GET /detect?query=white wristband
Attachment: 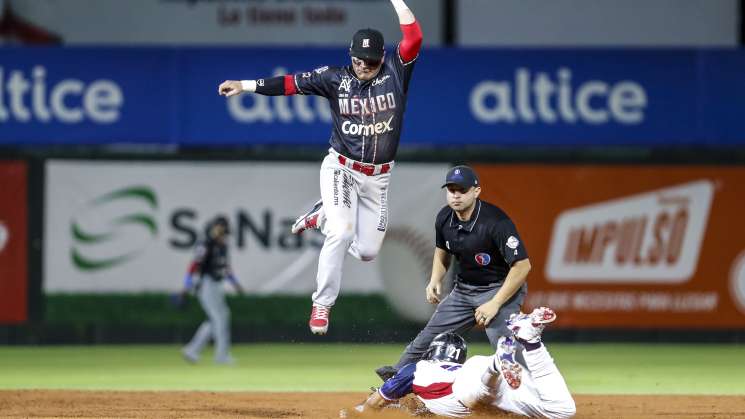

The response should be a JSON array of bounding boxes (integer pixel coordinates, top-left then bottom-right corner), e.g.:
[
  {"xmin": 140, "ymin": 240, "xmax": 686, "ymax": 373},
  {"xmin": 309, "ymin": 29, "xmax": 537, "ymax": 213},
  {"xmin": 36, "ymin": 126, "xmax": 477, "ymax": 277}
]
[
  {"xmin": 390, "ymin": 0, "xmax": 410, "ymax": 14},
  {"xmin": 240, "ymin": 80, "xmax": 257, "ymax": 93}
]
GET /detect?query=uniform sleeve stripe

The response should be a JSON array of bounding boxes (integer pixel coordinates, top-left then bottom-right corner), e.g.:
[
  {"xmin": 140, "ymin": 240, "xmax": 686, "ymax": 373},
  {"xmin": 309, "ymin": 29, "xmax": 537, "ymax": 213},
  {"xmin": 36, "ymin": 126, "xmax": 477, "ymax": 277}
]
[
  {"xmin": 378, "ymin": 388, "xmax": 395, "ymax": 401},
  {"xmin": 284, "ymin": 74, "xmax": 298, "ymax": 95},
  {"xmin": 412, "ymin": 382, "xmax": 454, "ymax": 399}
]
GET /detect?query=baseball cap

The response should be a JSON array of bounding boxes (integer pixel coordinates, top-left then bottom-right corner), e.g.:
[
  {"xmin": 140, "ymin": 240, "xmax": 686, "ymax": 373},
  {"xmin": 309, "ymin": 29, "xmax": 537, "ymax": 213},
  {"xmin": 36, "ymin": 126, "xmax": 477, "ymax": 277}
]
[
  {"xmin": 209, "ymin": 215, "xmax": 230, "ymax": 235},
  {"xmin": 349, "ymin": 28, "xmax": 385, "ymax": 62},
  {"xmin": 441, "ymin": 165, "xmax": 480, "ymax": 189}
]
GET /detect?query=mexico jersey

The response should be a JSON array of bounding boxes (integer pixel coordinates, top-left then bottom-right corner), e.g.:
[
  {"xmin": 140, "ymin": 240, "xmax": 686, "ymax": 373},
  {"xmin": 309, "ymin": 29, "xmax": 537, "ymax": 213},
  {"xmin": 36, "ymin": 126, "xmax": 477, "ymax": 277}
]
[
  {"xmin": 290, "ymin": 46, "xmax": 416, "ymax": 164},
  {"xmin": 379, "ymin": 360, "xmax": 472, "ymax": 418}
]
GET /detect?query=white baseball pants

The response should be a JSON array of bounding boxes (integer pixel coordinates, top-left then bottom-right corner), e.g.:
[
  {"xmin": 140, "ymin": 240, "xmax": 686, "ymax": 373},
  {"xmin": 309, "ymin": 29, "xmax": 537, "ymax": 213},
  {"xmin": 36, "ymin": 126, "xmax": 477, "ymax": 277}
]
[
  {"xmin": 454, "ymin": 346, "xmax": 576, "ymax": 418},
  {"xmin": 312, "ymin": 151, "xmax": 392, "ymax": 307},
  {"xmin": 183, "ymin": 276, "xmax": 233, "ymax": 363}
]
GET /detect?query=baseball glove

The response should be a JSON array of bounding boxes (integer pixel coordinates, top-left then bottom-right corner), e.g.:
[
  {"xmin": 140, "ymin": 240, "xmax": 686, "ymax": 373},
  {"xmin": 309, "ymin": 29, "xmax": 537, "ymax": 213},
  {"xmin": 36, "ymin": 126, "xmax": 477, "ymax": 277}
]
[{"xmin": 168, "ymin": 291, "xmax": 189, "ymax": 310}]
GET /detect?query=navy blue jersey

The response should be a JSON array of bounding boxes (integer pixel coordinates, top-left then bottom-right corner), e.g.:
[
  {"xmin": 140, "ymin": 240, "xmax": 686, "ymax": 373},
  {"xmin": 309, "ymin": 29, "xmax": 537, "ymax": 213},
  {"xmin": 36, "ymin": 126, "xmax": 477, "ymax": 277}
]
[
  {"xmin": 435, "ymin": 200, "xmax": 529, "ymax": 286},
  {"xmin": 193, "ymin": 238, "xmax": 230, "ymax": 280},
  {"xmin": 291, "ymin": 46, "xmax": 417, "ymax": 164}
]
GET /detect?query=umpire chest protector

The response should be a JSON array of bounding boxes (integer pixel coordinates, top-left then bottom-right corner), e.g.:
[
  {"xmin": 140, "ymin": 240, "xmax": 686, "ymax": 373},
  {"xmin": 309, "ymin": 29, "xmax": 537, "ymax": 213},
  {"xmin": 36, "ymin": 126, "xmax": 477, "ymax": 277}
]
[{"xmin": 435, "ymin": 200, "xmax": 529, "ymax": 287}]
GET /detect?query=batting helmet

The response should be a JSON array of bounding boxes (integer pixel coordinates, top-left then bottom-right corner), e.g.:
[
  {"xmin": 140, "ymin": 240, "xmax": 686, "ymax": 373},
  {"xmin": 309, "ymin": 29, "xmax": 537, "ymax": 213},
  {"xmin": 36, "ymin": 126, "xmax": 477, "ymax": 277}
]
[{"xmin": 422, "ymin": 332, "xmax": 467, "ymax": 364}]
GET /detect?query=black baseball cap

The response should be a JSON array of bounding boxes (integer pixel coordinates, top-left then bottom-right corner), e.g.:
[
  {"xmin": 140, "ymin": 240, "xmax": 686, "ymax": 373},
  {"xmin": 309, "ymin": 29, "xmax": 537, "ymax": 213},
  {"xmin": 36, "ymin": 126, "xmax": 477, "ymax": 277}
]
[
  {"xmin": 349, "ymin": 28, "xmax": 385, "ymax": 61},
  {"xmin": 441, "ymin": 165, "xmax": 480, "ymax": 189},
  {"xmin": 208, "ymin": 215, "xmax": 230, "ymax": 235}
]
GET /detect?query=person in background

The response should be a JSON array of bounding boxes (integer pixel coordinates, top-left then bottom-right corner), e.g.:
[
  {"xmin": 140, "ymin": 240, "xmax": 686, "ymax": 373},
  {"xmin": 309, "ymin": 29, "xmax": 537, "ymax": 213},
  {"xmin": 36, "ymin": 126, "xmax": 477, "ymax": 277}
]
[{"xmin": 180, "ymin": 215, "xmax": 243, "ymax": 365}]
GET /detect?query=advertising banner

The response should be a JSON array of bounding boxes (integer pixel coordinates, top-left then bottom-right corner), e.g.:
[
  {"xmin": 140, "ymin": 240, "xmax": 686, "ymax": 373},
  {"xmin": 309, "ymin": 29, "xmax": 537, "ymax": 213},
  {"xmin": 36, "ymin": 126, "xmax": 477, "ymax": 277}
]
[
  {"xmin": 0, "ymin": 48, "xmax": 174, "ymax": 143},
  {"xmin": 1, "ymin": 0, "xmax": 442, "ymax": 46},
  {"xmin": 473, "ymin": 164, "xmax": 745, "ymax": 328},
  {"xmin": 2, "ymin": 48, "xmax": 745, "ymax": 146},
  {"xmin": 457, "ymin": 0, "xmax": 738, "ymax": 47},
  {"xmin": 44, "ymin": 160, "xmax": 449, "ymax": 321},
  {"xmin": 0, "ymin": 160, "xmax": 28, "ymax": 324}
]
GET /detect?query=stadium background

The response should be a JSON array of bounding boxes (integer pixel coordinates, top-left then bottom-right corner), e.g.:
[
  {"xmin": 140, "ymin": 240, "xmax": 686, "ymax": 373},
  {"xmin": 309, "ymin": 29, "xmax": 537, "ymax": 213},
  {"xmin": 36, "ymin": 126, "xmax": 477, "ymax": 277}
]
[{"xmin": 1, "ymin": 1, "xmax": 744, "ymax": 417}]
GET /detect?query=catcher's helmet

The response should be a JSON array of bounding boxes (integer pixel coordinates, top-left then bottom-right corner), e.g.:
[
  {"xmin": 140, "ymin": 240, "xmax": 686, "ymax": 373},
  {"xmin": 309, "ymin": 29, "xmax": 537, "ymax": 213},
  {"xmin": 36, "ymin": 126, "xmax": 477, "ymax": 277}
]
[{"xmin": 422, "ymin": 332, "xmax": 467, "ymax": 364}]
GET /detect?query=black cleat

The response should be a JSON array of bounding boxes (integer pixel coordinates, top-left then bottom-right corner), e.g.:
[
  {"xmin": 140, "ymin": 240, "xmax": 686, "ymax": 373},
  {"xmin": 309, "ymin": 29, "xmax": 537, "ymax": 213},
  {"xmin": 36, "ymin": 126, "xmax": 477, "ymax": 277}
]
[{"xmin": 375, "ymin": 365, "xmax": 398, "ymax": 382}]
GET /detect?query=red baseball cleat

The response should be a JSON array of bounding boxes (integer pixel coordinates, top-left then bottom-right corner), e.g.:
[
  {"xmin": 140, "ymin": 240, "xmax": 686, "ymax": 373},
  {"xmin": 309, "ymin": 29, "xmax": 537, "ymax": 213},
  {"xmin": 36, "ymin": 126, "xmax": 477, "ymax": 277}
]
[
  {"xmin": 291, "ymin": 199, "xmax": 324, "ymax": 235},
  {"xmin": 309, "ymin": 303, "xmax": 331, "ymax": 335}
]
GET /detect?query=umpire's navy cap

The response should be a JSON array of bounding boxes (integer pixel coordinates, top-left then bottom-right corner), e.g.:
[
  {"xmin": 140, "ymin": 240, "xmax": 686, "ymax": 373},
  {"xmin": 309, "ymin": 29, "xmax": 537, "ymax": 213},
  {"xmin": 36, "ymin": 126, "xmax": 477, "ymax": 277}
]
[
  {"xmin": 442, "ymin": 165, "xmax": 480, "ymax": 189},
  {"xmin": 349, "ymin": 28, "xmax": 385, "ymax": 61}
]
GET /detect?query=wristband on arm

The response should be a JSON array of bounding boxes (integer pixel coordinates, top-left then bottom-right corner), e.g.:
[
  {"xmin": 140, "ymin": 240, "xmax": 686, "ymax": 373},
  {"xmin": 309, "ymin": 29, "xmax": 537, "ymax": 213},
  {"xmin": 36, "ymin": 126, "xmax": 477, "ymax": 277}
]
[
  {"xmin": 183, "ymin": 273, "xmax": 194, "ymax": 289},
  {"xmin": 390, "ymin": 0, "xmax": 411, "ymax": 15},
  {"xmin": 243, "ymin": 75, "xmax": 296, "ymax": 96}
]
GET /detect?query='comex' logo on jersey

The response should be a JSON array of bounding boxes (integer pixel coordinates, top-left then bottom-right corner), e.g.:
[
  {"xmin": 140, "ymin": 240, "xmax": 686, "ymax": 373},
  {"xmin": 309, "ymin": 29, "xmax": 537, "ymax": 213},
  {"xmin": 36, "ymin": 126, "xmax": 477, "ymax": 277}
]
[
  {"xmin": 545, "ymin": 180, "xmax": 714, "ymax": 284},
  {"xmin": 342, "ymin": 115, "xmax": 394, "ymax": 136},
  {"xmin": 70, "ymin": 186, "xmax": 159, "ymax": 272}
]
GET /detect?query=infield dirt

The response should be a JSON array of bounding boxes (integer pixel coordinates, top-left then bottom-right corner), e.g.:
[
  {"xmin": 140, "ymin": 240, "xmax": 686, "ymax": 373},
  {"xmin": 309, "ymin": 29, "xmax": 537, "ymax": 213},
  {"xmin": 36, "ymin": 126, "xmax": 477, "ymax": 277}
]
[{"xmin": 1, "ymin": 390, "xmax": 745, "ymax": 418}]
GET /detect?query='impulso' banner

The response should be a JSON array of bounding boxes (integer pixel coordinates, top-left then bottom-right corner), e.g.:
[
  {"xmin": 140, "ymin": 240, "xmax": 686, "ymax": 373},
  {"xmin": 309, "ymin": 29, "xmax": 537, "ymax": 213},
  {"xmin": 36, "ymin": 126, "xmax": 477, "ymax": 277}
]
[
  {"xmin": 473, "ymin": 164, "xmax": 745, "ymax": 328},
  {"xmin": 44, "ymin": 160, "xmax": 449, "ymax": 321}
]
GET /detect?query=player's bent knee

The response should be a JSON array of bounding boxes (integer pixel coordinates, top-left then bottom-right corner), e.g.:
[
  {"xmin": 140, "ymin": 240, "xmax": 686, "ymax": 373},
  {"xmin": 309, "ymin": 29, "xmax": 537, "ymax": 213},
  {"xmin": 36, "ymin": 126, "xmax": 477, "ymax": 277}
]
[
  {"xmin": 326, "ymin": 226, "xmax": 355, "ymax": 243},
  {"xmin": 356, "ymin": 244, "xmax": 382, "ymax": 262},
  {"xmin": 359, "ymin": 251, "xmax": 378, "ymax": 262}
]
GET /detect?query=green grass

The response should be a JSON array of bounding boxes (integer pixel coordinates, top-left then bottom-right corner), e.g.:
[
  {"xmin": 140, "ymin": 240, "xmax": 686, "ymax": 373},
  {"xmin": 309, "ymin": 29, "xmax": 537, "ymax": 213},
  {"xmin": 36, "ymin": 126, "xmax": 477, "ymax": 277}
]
[{"xmin": 0, "ymin": 343, "xmax": 743, "ymax": 394}]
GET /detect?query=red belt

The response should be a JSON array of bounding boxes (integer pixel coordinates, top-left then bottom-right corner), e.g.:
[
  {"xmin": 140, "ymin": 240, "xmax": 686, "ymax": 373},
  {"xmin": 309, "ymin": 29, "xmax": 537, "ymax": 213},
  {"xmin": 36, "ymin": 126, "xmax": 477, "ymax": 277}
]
[{"xmin": 338, "ymin": 155, "xmax": 391, "ymax": 176}]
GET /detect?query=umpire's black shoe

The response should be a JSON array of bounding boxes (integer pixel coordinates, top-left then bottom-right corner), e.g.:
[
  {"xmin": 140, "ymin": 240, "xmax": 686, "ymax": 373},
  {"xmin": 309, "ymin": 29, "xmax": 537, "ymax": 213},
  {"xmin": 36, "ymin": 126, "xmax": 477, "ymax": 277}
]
[{"xmin": 375, "ymin": 365, "xmax": 398, "ymax": 382}]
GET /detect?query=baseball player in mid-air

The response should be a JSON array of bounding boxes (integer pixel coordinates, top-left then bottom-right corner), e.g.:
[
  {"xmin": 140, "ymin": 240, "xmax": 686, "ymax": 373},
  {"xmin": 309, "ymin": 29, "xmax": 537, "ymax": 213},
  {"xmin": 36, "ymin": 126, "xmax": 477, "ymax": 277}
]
[
  {"xmin": 352, "ymin": 307, "xmax": 576, "ymax": 418},
  {"xmin": 376, "ymin": 165, "xmax": 532, "ymax": 380},
  {"xmin": 180, "ymin": 216, "xmax": 244, "ymax": 365},
  {"xmin": 218, "ymin": 0, "xmax": 422, "ymax": 335}
]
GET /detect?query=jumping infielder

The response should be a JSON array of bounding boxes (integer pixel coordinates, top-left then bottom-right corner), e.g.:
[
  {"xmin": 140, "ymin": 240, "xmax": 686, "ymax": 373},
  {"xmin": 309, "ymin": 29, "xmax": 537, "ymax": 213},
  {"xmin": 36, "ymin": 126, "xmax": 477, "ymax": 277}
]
[
  {"xmin": 218, "ymin": 0, "xmax": 423, "ymax": 335},
  {"xmin": 355, "ymin": 307, "xmax": 576, "ymax": 418}
]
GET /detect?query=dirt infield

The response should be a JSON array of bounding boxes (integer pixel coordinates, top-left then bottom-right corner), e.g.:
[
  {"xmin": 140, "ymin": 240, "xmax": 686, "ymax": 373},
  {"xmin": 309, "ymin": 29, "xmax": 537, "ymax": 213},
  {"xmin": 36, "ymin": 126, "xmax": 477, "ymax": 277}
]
[{"xmin": 1, "ymin": 390, "xmax": 744, "ymax": 418}]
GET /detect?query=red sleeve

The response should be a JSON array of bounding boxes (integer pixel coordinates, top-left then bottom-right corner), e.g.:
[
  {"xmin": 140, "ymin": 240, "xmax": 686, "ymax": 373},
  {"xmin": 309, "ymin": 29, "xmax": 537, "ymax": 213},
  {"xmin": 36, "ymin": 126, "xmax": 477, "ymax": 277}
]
[
  {"xmin": 398, "ymin": 21, "xmax": 423, "ymax": 63},
  {"xmin": 187, "ymin": 261, "xmax": 199, "ymax": 274},
  {"xmin": 284, "ymin": 75, "xmax": 298, "ymax": 95}
]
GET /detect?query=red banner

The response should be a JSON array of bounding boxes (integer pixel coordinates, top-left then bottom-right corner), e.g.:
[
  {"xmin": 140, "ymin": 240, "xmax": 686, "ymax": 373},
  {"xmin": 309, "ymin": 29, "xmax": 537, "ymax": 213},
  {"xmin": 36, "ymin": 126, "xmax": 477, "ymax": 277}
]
[
  {"xmin": 473, "ymin": 164, "xmax": 745, "ymax": 328},
  {"xmin": 0, "ymin": 161, "xmax": 28, "ymax": 324}
]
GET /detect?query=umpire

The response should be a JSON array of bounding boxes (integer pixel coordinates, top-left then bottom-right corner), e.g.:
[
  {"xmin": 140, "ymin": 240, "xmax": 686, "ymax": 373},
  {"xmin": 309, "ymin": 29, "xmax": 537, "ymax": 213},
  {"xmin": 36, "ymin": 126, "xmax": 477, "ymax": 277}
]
[{"xmin": 377, "ymin": 165, "xmax": 531, "ymax": 380}]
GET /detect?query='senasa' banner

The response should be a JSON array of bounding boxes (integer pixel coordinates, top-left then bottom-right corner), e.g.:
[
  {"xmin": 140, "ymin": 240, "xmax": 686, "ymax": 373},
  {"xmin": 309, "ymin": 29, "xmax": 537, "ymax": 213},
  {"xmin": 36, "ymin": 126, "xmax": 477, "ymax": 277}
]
[
  {"xmin": 44, "ymin": 160, "xmax": 450, "ymax": 322},
  {"xmin": 473, "ymin": 164, "xmax": 745, "ymax": 328},
  {"xmin": 0, "ymin": 161, "xmax": 28, "ymax": 324},
  {"xmin": 1, "ymin": 48, "xmax": 744, "ymax": 146}
]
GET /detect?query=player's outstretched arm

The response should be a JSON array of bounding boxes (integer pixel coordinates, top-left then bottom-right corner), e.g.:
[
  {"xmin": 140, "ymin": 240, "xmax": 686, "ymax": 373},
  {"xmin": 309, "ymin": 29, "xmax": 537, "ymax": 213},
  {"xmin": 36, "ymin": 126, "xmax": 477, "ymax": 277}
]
[
  {"xmin": 361, "ymin": 390, "xmax": 394, "ymax": 412},
  {"xmin": 390, "ymin": 0, "xmax": 415, "ymax": 25},
  {"xmin": 218, "ymin": 76, "xmax": 298, "ymax": 97},
  {"xmin": 389, "ymin": 0, "xmax": 422, "ymax": 63}
]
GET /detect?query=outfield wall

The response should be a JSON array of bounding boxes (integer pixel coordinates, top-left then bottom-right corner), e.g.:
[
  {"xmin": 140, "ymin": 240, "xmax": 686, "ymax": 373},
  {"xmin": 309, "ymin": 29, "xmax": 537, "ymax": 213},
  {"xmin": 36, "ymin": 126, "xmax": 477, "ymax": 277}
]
[{"xmin": 3, "ymin": 153, "xmax": 745, "ymax": 343}]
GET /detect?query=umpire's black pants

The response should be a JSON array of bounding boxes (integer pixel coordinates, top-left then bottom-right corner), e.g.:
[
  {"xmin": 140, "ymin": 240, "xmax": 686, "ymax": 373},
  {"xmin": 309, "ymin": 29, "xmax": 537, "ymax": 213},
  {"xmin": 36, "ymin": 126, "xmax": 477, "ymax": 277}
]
[{"xmin": 394, "ymin": 281, "xmax": 527, "ymax": 369}]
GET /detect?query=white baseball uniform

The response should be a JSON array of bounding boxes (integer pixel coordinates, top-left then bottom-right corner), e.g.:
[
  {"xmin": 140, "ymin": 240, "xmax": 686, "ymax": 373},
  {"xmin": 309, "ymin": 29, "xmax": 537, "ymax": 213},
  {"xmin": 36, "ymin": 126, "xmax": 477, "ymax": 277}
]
[{"xmin": 379, "ymin": 344, "xmax": 576, "ymax": 418}]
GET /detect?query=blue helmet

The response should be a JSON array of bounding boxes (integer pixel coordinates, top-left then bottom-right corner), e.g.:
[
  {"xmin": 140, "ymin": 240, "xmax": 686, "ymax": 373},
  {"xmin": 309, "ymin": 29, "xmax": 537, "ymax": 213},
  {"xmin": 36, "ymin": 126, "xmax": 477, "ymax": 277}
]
[{"xmin": 422, "ymin": 332, "xmax": 467, "ymax": 364}]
